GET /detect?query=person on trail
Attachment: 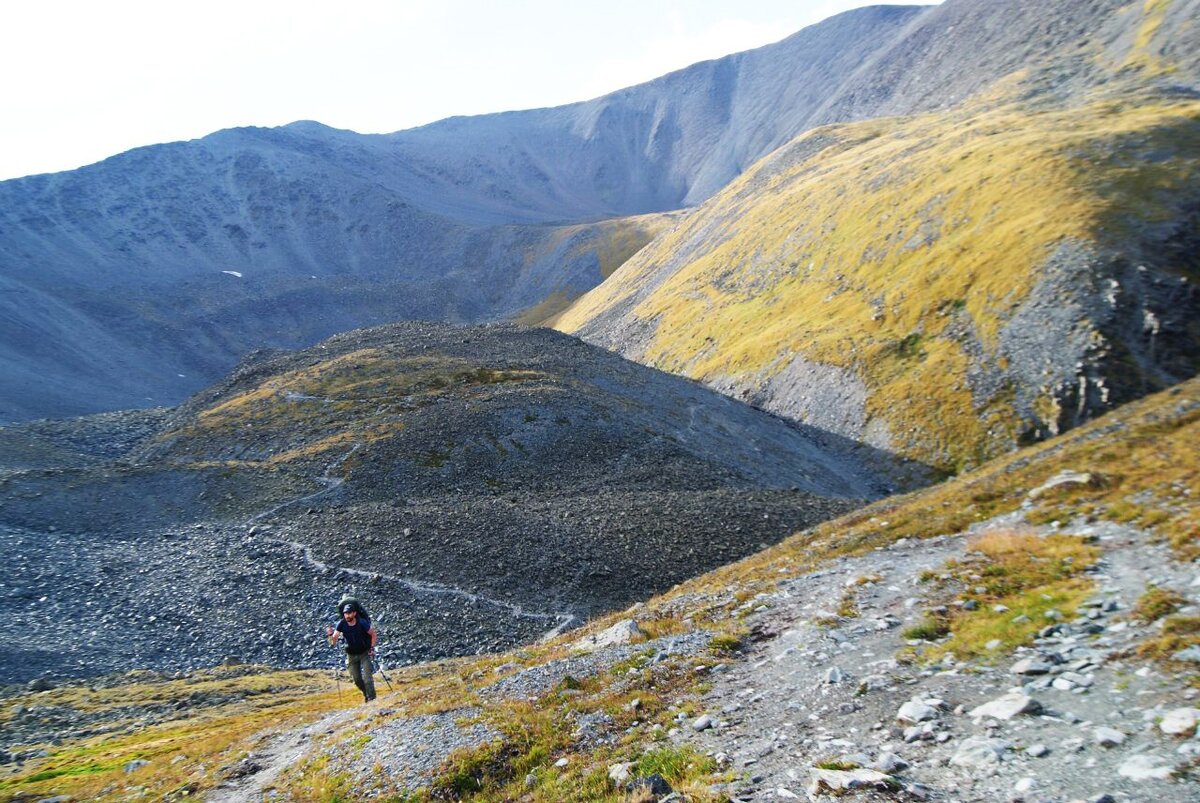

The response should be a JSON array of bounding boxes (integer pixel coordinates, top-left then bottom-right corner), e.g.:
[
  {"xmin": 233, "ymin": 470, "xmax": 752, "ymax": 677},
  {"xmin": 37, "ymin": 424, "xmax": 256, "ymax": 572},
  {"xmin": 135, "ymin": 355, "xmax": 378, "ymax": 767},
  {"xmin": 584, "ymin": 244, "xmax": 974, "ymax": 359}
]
[{"xmin": 327, "ymin": 602, "xmax": 377, "ymax": 702}]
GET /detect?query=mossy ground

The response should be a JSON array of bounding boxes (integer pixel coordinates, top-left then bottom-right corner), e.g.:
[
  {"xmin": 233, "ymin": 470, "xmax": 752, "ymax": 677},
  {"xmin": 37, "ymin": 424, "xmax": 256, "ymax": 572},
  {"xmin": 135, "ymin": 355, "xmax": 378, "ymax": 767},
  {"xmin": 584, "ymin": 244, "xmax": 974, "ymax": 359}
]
[{"xmin": 0, "ymin": 667, "xmax": 337, "ymax": 802}]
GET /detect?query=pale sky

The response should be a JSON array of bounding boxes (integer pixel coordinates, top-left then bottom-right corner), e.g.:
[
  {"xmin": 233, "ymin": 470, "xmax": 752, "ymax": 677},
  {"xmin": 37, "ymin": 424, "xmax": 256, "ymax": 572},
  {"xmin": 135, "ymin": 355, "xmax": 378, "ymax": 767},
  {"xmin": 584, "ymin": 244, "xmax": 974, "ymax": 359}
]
[{"xmin": 0, "ymin": 1, "xmax": 926, "ymax": 181}]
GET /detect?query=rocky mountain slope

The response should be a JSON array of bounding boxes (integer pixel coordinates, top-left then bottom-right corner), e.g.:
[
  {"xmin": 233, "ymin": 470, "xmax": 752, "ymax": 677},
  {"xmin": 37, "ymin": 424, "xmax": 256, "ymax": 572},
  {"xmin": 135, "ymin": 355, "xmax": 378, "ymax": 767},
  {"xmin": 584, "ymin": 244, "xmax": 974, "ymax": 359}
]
[
  {"xmin": 11, "ymin": 1, "xmax": 1188, "ymax": 424},
  {"xmin": 3, "ymin": 366, "xmax": 1195, "ymax": 803},
  {"xmin": 559, "ymin": 0, "xmax": 1200, "ymax": 475},
  {"xmin": 0, "ymin": 321, "xmax": 891, "ymax": 685},
  {"xmin": 0, "ymin": 4, "xmax": 926, "ymax": 423}
]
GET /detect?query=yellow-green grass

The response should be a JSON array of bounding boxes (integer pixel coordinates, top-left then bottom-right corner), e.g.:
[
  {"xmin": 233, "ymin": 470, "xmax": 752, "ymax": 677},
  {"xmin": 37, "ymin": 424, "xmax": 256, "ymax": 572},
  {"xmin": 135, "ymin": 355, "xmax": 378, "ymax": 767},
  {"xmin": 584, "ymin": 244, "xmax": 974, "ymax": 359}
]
[
  {"xmin": 1137, "ymin": 615, "xmax": 1200, "ymax": 686},
  {"xmin": 0, "ymin": 653, "xmax": 509, "ymax": 803},
  {"xmin": 1133, "ymin": 585, "xmax": 1191, "ymax": 623},
  {"xmin": 558, "ymin": 94, "xmax": 1200, "ymax": 471},
  {"xmin": 155, "ymin": 349, "xmax": 544, "ymax": 466},
  {"xmin": 912, "ymin": 530, "xmax": 1100, "ymax": 661},
  {"xmin": 0, "ymin": 668, "xmax": 338, "ymax": 802},
  {"xmin": 1126, "ymin": 0, "xmax": 1173, "ymax": 73},
  {"xmin": 513, "ymin": 290, "xmax": 578, "ymax": 326}
]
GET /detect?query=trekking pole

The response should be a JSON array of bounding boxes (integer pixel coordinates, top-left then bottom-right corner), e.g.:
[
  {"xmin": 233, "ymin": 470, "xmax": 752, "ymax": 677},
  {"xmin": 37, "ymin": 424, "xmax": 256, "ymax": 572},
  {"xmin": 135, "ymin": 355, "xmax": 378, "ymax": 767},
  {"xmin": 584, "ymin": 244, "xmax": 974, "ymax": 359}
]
[{"xmin": 374, "ymin": 656, "xmax": 395, "ymax": 693}]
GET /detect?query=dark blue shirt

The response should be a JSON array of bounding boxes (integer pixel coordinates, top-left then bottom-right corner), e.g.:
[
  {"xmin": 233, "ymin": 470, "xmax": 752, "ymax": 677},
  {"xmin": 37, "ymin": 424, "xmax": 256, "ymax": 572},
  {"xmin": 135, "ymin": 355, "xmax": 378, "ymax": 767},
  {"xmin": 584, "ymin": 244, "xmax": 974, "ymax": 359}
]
[{"xmin": 335, "ymin": 616, "xmax": 373, "ymax": 655}]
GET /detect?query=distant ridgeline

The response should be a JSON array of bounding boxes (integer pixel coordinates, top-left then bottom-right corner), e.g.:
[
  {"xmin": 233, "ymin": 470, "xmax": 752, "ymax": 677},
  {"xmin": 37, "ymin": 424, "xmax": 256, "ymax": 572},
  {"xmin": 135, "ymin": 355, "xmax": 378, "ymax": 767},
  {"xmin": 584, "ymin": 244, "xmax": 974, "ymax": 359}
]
[{"xmin": 0, "ymin": 0, "xmax": 1197, "ymax": 481}]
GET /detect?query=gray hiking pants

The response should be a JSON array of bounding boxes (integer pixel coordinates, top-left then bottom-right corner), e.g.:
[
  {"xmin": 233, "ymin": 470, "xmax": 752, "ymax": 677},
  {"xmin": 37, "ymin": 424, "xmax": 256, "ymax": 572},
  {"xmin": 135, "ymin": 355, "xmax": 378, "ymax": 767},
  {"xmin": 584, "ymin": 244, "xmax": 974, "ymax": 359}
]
[{"xmin": 346, "ymin": 652, "xmax": 376, "ymax": 701}]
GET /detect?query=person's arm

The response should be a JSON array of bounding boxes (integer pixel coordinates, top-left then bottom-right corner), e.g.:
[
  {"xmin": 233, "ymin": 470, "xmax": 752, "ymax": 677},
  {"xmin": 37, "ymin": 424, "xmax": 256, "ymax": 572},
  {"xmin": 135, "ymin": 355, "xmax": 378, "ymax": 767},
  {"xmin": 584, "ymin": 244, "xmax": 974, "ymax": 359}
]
[
  {"xmin": 327, "ymin": 623, "xmax": 342, "ymax": 646},
  {"xmin": 368, "ymin": 625, "xmax": 377, "ymax": 654}
]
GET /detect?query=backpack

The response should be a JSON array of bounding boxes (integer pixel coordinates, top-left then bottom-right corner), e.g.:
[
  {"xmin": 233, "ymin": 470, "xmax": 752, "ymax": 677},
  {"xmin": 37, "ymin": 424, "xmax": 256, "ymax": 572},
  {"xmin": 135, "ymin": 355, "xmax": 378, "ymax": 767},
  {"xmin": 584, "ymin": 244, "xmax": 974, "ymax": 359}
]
[{"xmin": 337, "ymin": 595, "xmax": 371, "ymax": 622}]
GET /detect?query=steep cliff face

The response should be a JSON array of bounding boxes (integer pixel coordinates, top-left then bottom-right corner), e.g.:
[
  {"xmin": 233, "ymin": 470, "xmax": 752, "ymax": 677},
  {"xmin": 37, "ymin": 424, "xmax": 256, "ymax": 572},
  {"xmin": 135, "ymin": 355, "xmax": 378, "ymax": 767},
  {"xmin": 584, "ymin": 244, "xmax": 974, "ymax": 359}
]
[{"xmin": 558, "ymin": 0, "xmax": 1200, "ymax": 473}]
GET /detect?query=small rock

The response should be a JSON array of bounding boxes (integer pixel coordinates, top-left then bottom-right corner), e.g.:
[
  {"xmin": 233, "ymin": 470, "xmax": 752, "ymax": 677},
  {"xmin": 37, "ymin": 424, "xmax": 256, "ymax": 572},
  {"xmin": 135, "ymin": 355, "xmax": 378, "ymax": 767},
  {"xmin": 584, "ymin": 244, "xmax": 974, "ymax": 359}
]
[
  {"xmin": 970, "ymin": 692, "xmax": 1042, "ymax": 720},
  {"xmin": 873, "ymin": 752, "xmax": 909, "ymax": 773},
  {"xmin": 123, "ymin": 759, "xmax": 150, "ymax": 774},
  {"xmin": 1117, "ymin": 754, "xmax": 1175, "ymax": 780},
  {"xmin": 1159, "ymin": 707, "xmax": 1200, "ymax": 736},
  {"xmin": 951, "ymin": 736, "xmax": 1012, "ymax": 768},
  {"xmin": 27, "ymin": 678, "xmax": 54, "ymax": 692},
  {"xmin": 897, "ymin": 700, "xmax": 937, "ymax": 723},
  {"xmin": 1172, "ymin": 646, "xmax": 1200, "ymax": 663},
  {"xmin": 1014, "ymin": 776, "xmax": 1035, "ymax": 794},
  {"xmin": 825, "ymin": 666, "xmax": 846, "ymax": 684},
  {"xmin": 608, "ymin": 762, "xmax": 633, "ymax": 786},
  {"xmin": 554, "ymin": 757, "xmax": 569, "ymax": 768},
  {"xmin": 1010, "ymin": 657, "xmax": 1053, "ymax": 675},
  {"xmin": 1026, "ymin": 744, "xmax": 1049, "ymax": 758},
  {"xmin": 808, "ymin": 767, "xmax": 899, "ymax": 796},
  {"xmin": 1093, "ymin": 727, "xmax": 1126, "ymax": 748},
  {"xmin": 693, "ymin": 714, "xmax": 714, "ymax": 732}
]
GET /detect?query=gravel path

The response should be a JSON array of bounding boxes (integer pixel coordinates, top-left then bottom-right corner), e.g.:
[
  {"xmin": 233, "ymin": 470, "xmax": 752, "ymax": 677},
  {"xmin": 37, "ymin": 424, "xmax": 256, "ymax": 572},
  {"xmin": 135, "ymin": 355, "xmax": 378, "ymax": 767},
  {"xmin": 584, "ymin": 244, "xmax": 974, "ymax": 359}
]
[
  {"xmin": 671, "ymin": 516, "xmax": 1200, "ymax": 802},
  {"xmin": 204, "ymin": 709, "xmax": 359, "ymax": 803}
]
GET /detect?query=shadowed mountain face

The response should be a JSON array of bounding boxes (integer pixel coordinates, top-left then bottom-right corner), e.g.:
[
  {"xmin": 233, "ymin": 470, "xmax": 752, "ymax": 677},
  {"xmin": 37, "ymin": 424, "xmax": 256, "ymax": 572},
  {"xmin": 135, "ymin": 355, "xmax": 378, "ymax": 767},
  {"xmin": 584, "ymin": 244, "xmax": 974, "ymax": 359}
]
[{"xmin": 0, "ymin": 322, "xmax": 889, "ymax": 680}]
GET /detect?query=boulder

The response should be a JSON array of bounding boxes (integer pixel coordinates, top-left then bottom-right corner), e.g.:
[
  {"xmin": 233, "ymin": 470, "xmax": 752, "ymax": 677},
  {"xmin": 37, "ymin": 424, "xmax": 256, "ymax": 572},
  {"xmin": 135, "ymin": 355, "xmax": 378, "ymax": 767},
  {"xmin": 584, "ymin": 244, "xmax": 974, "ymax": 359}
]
[
  {"xmin": 808, "ymin": 767, "xmax": 899, "ymax": 796},
  {"xmin": 608, "ymin": 762, "xmax": 633, "ymax": 786},
  {"xmin": 1010, "ymin": 657, "xmax": 1053, "ymax": 675},
  {"xmin": 969, "ymin": 692, "xmax": 1042, "ymax": 720},
  {"xmin": 950, "ymin": 736, "xmax": 1012, "ymax": 768},
  {"xmin": 627, "ymin": 774, "xmax": 672, "ymax": 796},
  {"xmin": 572, "ymin": 619, "xmax": 644, "ymax": 652},
  {"xmin": 1117, "ymin": 754, "xmax": 1175, "ymax": 781},
  {"xmin": 896, "ymin": 700, "xmax": 937, "ymax": 723},
  {"xmin": 1159, "ymin": 707, "xmax": 1200, "ymax": 737}
]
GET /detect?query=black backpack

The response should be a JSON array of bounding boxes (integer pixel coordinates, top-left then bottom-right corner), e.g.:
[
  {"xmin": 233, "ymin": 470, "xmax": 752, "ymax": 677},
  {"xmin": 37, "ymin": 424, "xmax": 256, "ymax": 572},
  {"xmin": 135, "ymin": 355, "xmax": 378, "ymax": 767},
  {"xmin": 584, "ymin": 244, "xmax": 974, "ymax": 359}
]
[{"xmin": 337, "ymin": 596, "xmax": 371, "ymax": 622}]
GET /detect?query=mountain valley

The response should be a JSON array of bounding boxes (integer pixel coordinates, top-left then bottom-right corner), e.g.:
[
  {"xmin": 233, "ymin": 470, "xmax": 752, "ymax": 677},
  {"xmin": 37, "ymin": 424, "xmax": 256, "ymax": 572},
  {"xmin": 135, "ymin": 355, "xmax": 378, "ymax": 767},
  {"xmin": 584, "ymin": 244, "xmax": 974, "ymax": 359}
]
[{"xmin": 1, "ymin": 0, "xmax": 1199, "ymax": 801}]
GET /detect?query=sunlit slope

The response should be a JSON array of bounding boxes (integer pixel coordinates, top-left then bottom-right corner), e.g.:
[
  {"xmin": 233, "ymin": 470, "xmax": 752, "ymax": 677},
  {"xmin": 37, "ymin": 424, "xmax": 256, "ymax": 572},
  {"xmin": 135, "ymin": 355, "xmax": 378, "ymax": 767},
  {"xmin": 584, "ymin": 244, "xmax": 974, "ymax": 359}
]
[{"xmin": 558, "ymin": 92, "xmax": 1200, "ymax": 473}]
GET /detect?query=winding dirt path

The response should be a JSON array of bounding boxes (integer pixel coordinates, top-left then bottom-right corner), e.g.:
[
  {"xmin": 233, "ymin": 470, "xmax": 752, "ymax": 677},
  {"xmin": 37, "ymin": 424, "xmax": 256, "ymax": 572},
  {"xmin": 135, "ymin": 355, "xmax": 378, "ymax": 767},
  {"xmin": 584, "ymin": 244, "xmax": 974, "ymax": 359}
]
[{"xmin": 248, "ymin": 444, "xmax": 578, "ymax": 638}]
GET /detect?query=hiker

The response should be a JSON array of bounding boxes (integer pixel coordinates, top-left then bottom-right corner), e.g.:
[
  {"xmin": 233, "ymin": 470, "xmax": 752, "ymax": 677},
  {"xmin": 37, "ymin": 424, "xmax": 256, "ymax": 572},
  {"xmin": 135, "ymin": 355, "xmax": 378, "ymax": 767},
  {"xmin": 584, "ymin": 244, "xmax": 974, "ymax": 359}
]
[{"xmin": 327, "ymin": 600, "xmax": 377, "ymax": 702}]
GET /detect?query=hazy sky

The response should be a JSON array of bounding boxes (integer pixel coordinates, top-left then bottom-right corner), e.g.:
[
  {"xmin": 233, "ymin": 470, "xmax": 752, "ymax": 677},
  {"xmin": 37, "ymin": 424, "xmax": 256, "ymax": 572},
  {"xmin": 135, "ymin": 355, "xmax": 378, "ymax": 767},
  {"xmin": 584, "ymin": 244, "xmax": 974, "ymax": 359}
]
[{"xmin": 0, "ymin": 1, "xmax": 921, "ymax": 180}]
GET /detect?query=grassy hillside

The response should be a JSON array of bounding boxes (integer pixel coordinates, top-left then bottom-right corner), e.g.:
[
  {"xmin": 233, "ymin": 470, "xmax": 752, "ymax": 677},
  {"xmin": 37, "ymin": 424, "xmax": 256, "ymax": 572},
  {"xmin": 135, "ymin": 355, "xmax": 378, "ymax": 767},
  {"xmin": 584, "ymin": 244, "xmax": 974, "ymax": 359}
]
[
  {"xmin": 5, "ymin": 376, "xmax": 1194, "ymax": 802},
  {"xmin": 558, "ymin": 85, "xmax": 1200, "ymax": 473}
]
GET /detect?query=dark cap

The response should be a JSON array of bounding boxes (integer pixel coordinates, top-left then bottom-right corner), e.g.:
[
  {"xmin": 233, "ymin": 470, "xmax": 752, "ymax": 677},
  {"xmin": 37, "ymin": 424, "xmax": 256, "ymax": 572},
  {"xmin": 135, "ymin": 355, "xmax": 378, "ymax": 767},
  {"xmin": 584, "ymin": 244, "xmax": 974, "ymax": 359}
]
[{"xmin": 342, "ymin": 604, "xmax": 356, "ymax": 613}]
